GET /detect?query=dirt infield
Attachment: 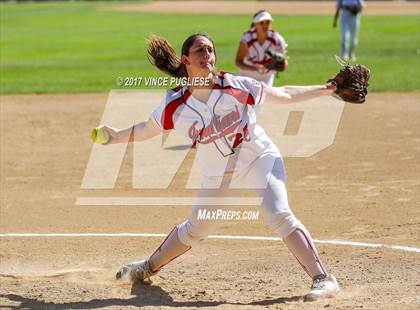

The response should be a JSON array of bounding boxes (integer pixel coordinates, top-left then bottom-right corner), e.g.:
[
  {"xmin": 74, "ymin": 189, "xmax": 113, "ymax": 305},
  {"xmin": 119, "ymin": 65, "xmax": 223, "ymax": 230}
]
[
  {"xmin": 105, "ymin": 1, "xmax": 420, "ymax": 15},
  {"xmin": 0, "ymin": 92, "xmax": 419, "ymax": 309}
]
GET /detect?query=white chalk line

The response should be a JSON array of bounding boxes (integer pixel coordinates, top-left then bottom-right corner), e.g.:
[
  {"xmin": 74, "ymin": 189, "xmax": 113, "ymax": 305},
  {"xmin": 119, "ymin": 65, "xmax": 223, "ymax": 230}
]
[
  {"xmin": 0, "ymin": 233, "xmax": 419, "ymax": 253},
  {"xmin": 75, "ymin": 197, "xmax": 263, "ymax": 206}
]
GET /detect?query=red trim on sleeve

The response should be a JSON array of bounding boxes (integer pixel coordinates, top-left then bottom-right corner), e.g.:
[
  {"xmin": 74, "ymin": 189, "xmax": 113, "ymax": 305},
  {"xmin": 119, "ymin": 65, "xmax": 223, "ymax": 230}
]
[
  {"xmin": 161, "ymin": 89, "xmax": 191, "ymax": 130},
  {"xmin": 267, "ymin": 30, "xmax": 281, "ymax": 46},
  {"xmin": 213, "ymin": 84, "xmax": 255, "ymax": 106},
  {"xmin": 267, "ymin": 37, "xmax": 277, "ymax": 46},
  {"xmin": 247, "ymin": 38, "xmax": 258, "ymax": 48}
]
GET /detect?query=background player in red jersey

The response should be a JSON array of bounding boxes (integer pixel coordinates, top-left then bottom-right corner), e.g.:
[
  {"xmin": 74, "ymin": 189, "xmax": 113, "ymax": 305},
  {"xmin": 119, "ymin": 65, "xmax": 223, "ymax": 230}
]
[{"xmin": 235, "ymin": 11, "xmax": 288, "ymax": 86}]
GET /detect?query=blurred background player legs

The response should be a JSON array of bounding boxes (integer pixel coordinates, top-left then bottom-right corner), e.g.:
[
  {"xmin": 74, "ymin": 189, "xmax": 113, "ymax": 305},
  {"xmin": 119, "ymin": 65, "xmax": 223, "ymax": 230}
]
[
  {"xmin": 341, "ymin": 9, "xmax": 361, "ymax": 61},
  {"xmin": 334, "ymin": 0, "xmax": 363, "ymax": 61}
]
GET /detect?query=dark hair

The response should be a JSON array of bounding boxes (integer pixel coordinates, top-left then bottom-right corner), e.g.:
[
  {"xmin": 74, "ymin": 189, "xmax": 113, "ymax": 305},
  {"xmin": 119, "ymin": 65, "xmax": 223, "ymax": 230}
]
[
  {"xmin": 147, "ymin": 33, "xmax": 215, "ymax": 78},
  {"xmin": 250, "ymin": 10, "xmax": 268, "ymax": 28}
]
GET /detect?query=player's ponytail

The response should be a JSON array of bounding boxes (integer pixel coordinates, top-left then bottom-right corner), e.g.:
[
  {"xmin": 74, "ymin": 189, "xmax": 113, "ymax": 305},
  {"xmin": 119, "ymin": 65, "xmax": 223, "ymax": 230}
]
[
  {"xmin": 147, "ymin": 33, "xmax": 216, "ymax": 78},
  {"xmin": 148, "ymin": 35, "xmax": 186, "ymax": 78}
]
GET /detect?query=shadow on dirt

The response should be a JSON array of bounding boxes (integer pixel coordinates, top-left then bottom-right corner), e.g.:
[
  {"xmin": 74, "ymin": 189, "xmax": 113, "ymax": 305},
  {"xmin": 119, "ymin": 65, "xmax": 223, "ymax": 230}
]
[{"xmin": 1, "ymin": 283, "xmax": 303, "ymax": 308}]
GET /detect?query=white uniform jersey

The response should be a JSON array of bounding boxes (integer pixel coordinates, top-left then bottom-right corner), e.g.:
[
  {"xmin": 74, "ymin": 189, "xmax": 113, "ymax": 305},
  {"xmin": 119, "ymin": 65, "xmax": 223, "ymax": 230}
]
[
  {"xmin": 238, "ymin": 28, "xmax": 288, "ymax": 86},
  {"xmin": 151, "ymin": 72, "xmax": 281, "ymax": 177}
]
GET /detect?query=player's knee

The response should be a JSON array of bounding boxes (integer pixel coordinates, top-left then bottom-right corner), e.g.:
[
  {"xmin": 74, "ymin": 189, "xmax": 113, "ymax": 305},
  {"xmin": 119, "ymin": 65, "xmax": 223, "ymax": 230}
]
[
  {"xmin": 176, "ymin": 220, "xmax": 211, "ymax": 247},
  {"xmin": 267, "ymin": 211, "xmax": 301, "ymax": 238}
]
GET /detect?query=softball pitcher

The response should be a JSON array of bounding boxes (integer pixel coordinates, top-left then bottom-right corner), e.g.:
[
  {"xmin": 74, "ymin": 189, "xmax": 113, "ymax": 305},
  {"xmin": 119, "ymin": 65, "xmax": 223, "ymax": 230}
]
[
  {"xmin": 235, "ymin": 11, "xmax": 288, "ymax": 86},
  {"xmin": 100, "ymin": 33, "xmax": 339, "ymax": 301}
]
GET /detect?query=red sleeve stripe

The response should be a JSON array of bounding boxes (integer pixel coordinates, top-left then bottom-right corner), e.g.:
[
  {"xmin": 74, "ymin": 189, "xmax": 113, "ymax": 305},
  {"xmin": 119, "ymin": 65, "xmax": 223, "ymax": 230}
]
[
  {"xmin": 247, "ymin": 38, "xmax": 258, "ymax": 48},
  {"xmin": 267, "ymin": 37, "xmax": 277, "ymax": 46},
  {"xmin": 213, "ymin": 84, "xmax": 255, "ymax": 105},
  {"xmin": 161, "ymin": 90, "xmax": 191, "ymax": 130}
]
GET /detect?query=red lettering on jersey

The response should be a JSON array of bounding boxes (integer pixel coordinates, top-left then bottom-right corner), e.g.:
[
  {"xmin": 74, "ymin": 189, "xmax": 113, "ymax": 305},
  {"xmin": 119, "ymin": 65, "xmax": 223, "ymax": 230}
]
[
  {"xmin": 188, "ymin": 120, "xmax": 201, "ymax": 142},
  {"xmin": 188, "ymin": 107, "xmax": 241, "ymax": 145},
  {"xmin": 230, "ymin": 123, "xmax": 250, "ymax": 149},
  {"xmin": 249, "ymin": 58, "xmax": 271, "ymax": 65}
]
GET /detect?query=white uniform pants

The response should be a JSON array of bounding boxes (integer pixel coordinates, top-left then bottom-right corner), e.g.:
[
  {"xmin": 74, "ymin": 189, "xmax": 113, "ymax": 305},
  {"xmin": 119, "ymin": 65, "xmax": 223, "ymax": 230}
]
[
  {"xmin": 341, "ymin": 9, "xmax": 361, "ymax": 59},
  {"xmin": 177, "ymin": 154, "xmax": 301, "ymax": 246}
]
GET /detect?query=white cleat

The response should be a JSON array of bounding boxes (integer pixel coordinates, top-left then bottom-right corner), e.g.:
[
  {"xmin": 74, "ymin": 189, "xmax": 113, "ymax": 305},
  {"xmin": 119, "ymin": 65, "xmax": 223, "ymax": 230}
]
[
  {"xmin": 304, "ymin": 274, "xmax": 340, "ymax": 301},
  {"xmin": 341, "ymin": 54, "xmax": 350, "ymax": 62},
  {"xmin": 115, "ymin": 260, "xmax": 158, "ymax": 284}
]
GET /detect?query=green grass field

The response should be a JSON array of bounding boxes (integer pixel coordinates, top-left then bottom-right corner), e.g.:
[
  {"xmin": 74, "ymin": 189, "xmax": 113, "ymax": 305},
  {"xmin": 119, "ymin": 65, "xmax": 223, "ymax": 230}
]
[{"xmin": 1, "ymin": 1, "xmax": 419, "ymax": 93}]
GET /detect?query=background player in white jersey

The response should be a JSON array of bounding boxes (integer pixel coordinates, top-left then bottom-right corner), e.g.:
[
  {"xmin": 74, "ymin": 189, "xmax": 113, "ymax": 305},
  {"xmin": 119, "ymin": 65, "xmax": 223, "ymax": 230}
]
[
  {"xmin": 333, "ymin": 0, "xmax": 364, "ymax": 61},
  {"xmin": 235, "ymin": 10, "xmax": 288, "ymax": 86},
  {"xmin": 99, "ymin": 33, "xmax": 340, "ymax": 301}
]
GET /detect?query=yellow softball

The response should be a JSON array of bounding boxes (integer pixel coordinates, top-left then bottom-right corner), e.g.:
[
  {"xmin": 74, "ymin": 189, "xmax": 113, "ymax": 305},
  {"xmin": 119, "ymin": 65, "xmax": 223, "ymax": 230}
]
[{"xmin": 91, "ymin": 127, "xmax": 110, "ymax": 144}]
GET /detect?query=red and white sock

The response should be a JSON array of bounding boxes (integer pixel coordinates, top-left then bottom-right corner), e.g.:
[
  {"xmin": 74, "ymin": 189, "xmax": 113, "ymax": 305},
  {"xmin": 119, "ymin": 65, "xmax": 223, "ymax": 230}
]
[
  {"xmin": 148, "ymin": 227, "xmax": 191, "ymax": 273},
  {"xmin": 283, "ymin": 225, "xmax": 328, "ymax": 280}
]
